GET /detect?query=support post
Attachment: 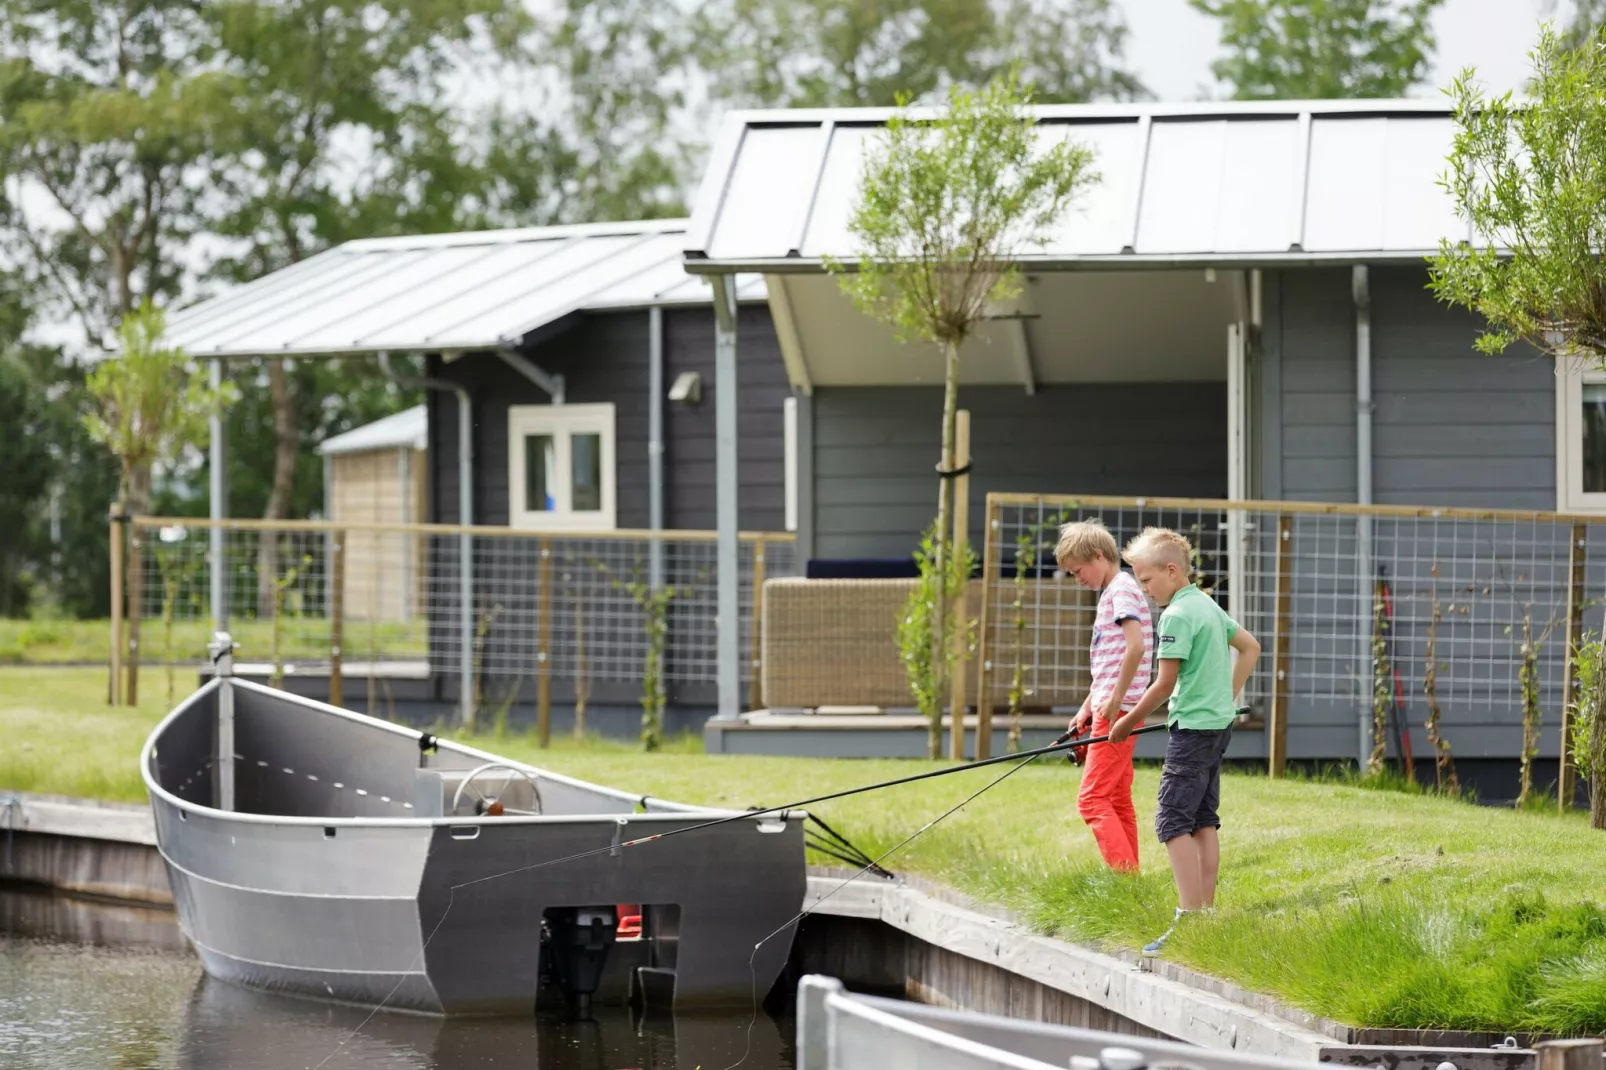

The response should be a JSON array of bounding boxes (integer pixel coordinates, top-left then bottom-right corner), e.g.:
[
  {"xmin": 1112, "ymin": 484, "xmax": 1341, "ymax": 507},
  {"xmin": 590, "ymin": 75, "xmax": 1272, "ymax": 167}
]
[
  {"xmin": 750, "ymin": 538, "xmax": 767, "ymax": 711},
  {"xmin": 712, "ymin": 275, "xmax": 740, "ymax": 719},
  {"xmin": 973, "ymin": 497, "xmax": 1002, "ymax": 762},
  {"xmin": 210, "ymin": 632, "xmax": 236, "ymax": 812},
  {"xmin": 648, "ymin": 305, "xmax": 665, "ymax": 592},
  {"xmin": 537, "ymin": 539, "xmax": 553, "ymax": 747},
  {"xmin": 1560, "ymin": 522, "xmax": 1588, "ymax": 812},
  {"xmin": 948, "ymin": 410, "xmax": 972, "ymax": 761},
  {"xmin": 210, "ymin": 358, "xmax": 229, "ymax": 632},
  {"xmin": 1353, "ymin": 265, "xmax": 1373, "ymax": 768},
  {"xmin": 328, "ymin": 532, "xmax": 344, "ymax": 709},
  {"xmin": 1269, "ymin": 514, "xmax": 1294, "ymax": 777},
  {"xmin": 109, "ymin": 509, "xmax": 124, "ymax": 706},
  {"xmin": 126, "ymin": 520, "xmax": 143, "ymax": 706},
  {"xmin": 1537, "ymin": 1039, "xmax": 1603, "ymax": 1070}
]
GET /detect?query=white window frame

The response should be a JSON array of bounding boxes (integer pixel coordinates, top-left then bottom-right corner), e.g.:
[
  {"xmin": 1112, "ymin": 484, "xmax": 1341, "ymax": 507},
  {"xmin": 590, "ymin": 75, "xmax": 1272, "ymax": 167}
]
[{"xmin": 507, "ymin": 403, "xmax": 617, "ymax": 531}]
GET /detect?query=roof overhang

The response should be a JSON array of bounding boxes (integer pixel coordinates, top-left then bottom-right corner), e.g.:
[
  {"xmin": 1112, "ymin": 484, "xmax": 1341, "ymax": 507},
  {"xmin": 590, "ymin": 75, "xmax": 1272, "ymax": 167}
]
[
  {"xmin": 682, "ymin": 99, "xmax": 1480, "ymax": 274},
  {"xmin": 163, "ymin": 219, "xmax": 766, "ymax": 361}
]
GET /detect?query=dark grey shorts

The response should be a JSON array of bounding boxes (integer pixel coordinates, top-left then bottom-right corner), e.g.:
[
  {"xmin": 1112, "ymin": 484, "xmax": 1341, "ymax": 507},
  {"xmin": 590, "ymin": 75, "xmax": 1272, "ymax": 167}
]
[{"xmin": 1155, "ymin": 725, "xmax": 1233, "ymax": 843}]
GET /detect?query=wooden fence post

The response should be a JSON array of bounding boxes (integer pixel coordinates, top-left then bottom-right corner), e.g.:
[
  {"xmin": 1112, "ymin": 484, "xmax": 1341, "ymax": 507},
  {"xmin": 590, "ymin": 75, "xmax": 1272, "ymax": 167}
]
[
  {"xmin": 536, "ymin": 539, "xmax": 553, "ymax": 748},
  {"xmin": 973, "ymin": 496, "xmax": 1001, "ymax": 762},
  {"xmin": 125, "ymin": 519, "xmax": 143, "ymax": 706},
  {"xmin": 1269, "ymin": 514, "xmax": 1294, "ymax": 778},
  {"xmin": 328, "ymin": 532, "xmax": 345, "ymax": 710},
  {"xmin": 109, "ymin": 508, "xmax": 124, "ymax": 707},
  {"xmin": 949, "ymin": 410, "xmax": 972, "ymax": 761},
  {"xmin": 1560, "ymin": 522, "xmax": 1588, "ymax": 813},
  {"xmin": 750, "ymin": 538, "xmax": 767, "ymax": 712},
  {"xmin": 1537, "ymin": 1038, "xmax": 1603, "ymax": 1070}
]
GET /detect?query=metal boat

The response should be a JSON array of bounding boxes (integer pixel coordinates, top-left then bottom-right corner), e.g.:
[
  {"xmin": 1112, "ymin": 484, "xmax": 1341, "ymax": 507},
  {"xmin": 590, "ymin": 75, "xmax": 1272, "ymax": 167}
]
[{"xmin": 141, "ymin": 635, "xmax": 806, "ymax": 1016}]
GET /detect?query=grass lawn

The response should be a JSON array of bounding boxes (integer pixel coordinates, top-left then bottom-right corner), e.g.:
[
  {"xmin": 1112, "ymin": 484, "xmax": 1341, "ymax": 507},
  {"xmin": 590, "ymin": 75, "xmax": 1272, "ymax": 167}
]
[
  {"xmin": 5, "ymin": 667, "xmax": 1606, "ymax": 1035},
  {"xmin": 0, "ymin": 617, "xmax": 427, "ymax": 666}
]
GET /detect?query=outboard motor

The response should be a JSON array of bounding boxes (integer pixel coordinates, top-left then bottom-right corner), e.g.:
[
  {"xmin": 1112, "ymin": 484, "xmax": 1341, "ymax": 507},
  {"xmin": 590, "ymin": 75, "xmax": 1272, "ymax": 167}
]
[{"xmin": 544, "ymin": 906, "xmax": 618, "ymax": 1017}]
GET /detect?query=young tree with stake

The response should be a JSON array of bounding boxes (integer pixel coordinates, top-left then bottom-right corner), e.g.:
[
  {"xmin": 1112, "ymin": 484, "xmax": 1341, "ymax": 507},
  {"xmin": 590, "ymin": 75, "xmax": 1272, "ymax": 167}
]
[
  {"xmin": 827, "ymin": 72, "xmax": 1097, "ymax": 758},
  {"xmin": 1429, "ymin": 25, "xmax": 1606, "ymax": 826},
  {"xmin": 84, "ymin": 305, "xmax": 236, "ymax": 704}
]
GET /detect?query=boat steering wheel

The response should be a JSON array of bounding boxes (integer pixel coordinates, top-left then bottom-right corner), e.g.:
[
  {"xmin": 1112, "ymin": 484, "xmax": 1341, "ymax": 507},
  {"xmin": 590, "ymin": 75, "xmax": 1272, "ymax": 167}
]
[{"xmin": 450, "ymin": 762, "xmax": 544, "ymax": 817}]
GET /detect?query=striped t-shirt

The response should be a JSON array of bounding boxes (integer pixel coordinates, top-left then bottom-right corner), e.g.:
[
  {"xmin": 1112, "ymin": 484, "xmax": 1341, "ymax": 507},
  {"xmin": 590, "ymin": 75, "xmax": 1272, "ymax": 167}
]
[{"xmin": 1089, "ymin": 571, "xmax": 1154, "ymax": 708}]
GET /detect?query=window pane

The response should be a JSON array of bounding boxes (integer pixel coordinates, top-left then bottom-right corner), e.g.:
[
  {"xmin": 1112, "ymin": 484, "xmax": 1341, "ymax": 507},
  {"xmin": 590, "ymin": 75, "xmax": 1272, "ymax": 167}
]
[
  {"xmin": 524, "ymin": 434, "xmax": 556, "ymax": 512},
  {"xmin": 572, "ymin": 433, "xmax": 602, "ymax": 512},
  {"xmin": 1584, "ymin": 385, "xmax": 1606, "ymax": 493}
]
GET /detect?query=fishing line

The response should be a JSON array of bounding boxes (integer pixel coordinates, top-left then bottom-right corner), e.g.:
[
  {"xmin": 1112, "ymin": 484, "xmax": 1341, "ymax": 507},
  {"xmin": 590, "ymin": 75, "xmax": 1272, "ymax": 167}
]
[
  {"xmin": 719, "ymin": 737, "xmax": 1065, "ymax": 1070},
  {"xmin": 312, "ymin": 723, "xmax": 1165, "ymax": 1068}
]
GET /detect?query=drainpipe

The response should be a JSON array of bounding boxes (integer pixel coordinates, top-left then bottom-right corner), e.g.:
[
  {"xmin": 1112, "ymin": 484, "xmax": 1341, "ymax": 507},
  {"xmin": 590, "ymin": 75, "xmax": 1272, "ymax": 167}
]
[
  {"xmin": 648, "ymin": 306, "xmax": 665, "ymax": 590},
  {"xmin": 380, "ymin": 354, "xmax": 474, "ymax": 727},
  {"xmin": 496, "ymin": 347, "xmax": 565, "ymax": 404},
  {"xmin": 1353, "ymin": 265, "xmax": 1374, "ymax": 769}
]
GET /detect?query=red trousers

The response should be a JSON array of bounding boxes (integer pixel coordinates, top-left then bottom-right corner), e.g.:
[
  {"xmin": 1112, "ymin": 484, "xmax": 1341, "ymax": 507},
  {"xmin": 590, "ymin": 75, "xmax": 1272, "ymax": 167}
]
[{"xmin": 1077, "ymin": 711, "xmax": 1140, "ymax": 872}]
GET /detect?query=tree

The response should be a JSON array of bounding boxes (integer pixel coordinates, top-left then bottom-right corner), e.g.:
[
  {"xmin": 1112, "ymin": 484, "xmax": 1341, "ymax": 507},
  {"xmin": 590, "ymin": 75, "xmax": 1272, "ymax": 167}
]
[
  {"xmin": 1189, "ymin": 0, "xmax": 1445, "ymax": 99},
  {"xmin": 694, "ymin": 0, "xmax": 1144, "ymax": 108},
  {"xmin": 201, "ymin": 0, "xmax": 542, "ymax": 616},
  {"xmin": 1544, "ymin": 0, "xmax": 1606, "ymax": 49},
  {"xmin": 827, "ymin": 73, "xmax": 1096, "ymax": 758},
  {"xmin": 0, "ymin": 0, "xmax": 231, "ymax": 344},
  {"xmin": 0, "ymin": 309, "xmax": 53, "ymax": 616},
  {"xmin": 83, "ymin": 304, "xmax": 237, "ymax": 702},
  {"xmin": 1428, "ymin": 26, "xmax": 1606, "ymax": 366}
]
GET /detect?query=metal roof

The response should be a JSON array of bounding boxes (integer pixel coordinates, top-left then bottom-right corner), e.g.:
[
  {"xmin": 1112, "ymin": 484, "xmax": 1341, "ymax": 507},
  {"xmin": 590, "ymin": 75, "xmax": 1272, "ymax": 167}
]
[
  {"xmin": 164, "ymin": 219, "xmax": 766, "ymax": 360},
  {"xmin": 683, "ymin": 100, "xmax": 1472, "ymax": 272},
  {"xmin": 316, "ymin": 405, "xmax": 427, "ymax": 456}
]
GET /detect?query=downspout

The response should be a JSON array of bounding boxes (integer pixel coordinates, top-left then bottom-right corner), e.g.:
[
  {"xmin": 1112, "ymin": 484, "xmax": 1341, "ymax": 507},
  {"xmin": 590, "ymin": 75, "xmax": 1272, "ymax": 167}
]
[
  {"xmin": 648, "ymin": 306, "xmax": 665, "ymax": 590},
  {"xmin": 496, "ymin": 347, "xmax": 565, "ymax": 404},
  {"xmin": 380, "ymin": 353, "xmax": 475, "ymax": 727},
  {"xmin": 1353, "ymin": 265, "xmax": 1374, "ymax": 769}
]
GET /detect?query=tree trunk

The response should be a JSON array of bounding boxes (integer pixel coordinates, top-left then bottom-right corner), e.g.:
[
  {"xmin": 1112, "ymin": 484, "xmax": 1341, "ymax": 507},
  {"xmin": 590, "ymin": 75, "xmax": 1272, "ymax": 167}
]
[
  {"xmin": 929, "ymin": 338, "xmax": 961, "ymax": 760},
  {"xmin": 257, "ymin": 359, "xmax": 298, "ymax": 617},
  {"xmin": 124, "ymin": 465, "xmax": 151, "ymax": 706},
  {"xmin": 1593, "ymin": 709, "xmax": 1606, "ymax": 830}
]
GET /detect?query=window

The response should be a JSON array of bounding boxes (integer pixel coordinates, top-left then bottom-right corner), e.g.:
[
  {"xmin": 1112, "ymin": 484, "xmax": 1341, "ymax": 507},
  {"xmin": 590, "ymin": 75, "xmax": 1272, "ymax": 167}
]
[
  {"xmin": 1557, "ymin": 360, "xmax": 1606, "ymax": 512},
  {"xmin": 507, "ymin": 404, "xmax": 616, "ymax": 530}
]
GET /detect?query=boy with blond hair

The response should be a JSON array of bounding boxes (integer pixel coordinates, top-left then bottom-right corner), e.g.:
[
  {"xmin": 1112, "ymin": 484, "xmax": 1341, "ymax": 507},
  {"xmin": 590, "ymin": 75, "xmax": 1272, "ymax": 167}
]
[
  {"xmin": 1107, "ymin": 526, "xmax": 1260, "ymax": 957},
  {"xmin": 1055, "ymin": 518, "xmax": 1152, "ymax": 873}
]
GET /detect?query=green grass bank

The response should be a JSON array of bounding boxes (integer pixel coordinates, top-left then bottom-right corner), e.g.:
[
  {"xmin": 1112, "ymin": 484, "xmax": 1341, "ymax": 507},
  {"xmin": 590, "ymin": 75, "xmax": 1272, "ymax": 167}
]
[{"xmin": 4, "ymin": 666, "xmax": 1605, "ymax": 1035}]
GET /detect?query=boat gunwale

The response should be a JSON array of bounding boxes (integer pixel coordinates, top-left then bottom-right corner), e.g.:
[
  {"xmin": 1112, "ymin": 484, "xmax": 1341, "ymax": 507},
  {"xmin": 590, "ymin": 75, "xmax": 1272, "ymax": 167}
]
[{"xmin": 141, "ymin": 678, "xmax": 805, "ymax": 830}]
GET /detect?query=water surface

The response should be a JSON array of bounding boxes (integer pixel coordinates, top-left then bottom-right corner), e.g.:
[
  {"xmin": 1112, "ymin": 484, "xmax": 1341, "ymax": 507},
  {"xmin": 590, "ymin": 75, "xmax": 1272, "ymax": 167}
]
[{"xmin": 0, "ymin": 886, "xmax": 794, "ymax": 1070}]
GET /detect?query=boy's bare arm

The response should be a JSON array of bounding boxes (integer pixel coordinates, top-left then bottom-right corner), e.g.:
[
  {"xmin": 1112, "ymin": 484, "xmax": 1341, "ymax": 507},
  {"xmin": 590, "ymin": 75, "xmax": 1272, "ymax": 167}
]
[
  {"xmin": 1100, "ymin": 618, "xmax": 1147, "ymax": 722},
  {"xmin": 1108, "ymin": 658, "xmax": 1178, "ymax": 743},
  {"xmin": 1229, "ymin": 629, "xmax": 1261, "ymax": 698}
]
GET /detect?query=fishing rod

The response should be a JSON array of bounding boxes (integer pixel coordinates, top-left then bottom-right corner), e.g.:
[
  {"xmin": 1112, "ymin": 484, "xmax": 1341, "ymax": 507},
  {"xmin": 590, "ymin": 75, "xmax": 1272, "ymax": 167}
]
[{"xmin": 453, "ymin": 721, "xmax": 1175, "ymax": 895}]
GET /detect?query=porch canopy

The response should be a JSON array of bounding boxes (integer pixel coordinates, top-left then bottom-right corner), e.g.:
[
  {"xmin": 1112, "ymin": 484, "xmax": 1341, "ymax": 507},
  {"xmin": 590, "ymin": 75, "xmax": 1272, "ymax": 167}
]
[
  {"xmin": 160, "ymin": 218, "xmax": 763, "ymax": 722},
  {"xmin": 165, "ymin": 218, "xmax": 764, "ymax": 359},
  {"xmin": 682, "ymin": 98, "xmax": 1473, "ymax": 717}
]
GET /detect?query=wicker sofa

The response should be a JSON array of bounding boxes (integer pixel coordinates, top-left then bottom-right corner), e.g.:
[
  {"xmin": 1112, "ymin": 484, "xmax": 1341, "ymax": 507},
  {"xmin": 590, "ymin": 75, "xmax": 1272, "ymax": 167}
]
[{"xmin": 759, "ymin": 576, "xmax": 1095, "ymax": 712}]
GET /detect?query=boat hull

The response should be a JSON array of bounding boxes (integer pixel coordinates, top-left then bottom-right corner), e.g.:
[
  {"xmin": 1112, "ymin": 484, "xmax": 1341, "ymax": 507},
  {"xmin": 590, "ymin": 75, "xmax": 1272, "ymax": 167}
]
[{"xmin": 145, "ymin": 678, "xmax": 806, "ymax": 1016}]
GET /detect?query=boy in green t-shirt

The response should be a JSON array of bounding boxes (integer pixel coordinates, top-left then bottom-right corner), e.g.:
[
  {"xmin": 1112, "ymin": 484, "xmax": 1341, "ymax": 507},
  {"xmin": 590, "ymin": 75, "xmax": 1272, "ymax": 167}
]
[{"xmin": 1106, "ymin": 526, "xmax": 1261, "ymax": 958}]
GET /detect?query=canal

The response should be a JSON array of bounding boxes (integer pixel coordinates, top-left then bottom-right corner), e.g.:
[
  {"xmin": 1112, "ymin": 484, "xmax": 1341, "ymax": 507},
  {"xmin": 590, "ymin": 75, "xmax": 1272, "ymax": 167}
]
[{"xmin": 0, "ymin": 885, "xmax": 796, "ymax": 1070}]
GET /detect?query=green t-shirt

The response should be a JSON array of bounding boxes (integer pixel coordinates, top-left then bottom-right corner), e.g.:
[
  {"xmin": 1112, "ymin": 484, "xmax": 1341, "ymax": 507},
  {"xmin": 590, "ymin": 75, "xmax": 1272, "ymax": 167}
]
[{"xmin": 1156, "ymin": 585, "xmax": 1241, "ymax": 730}]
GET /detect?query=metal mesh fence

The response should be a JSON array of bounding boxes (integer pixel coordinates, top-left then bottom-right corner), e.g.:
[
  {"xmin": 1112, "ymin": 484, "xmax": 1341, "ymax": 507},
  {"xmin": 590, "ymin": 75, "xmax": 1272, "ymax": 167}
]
[
  {"xmin": 127, "ymin": 518, "xmax": 796, "ymax": 695},
  {"xmin": 980, "ymin": 494, "xmax": 1606, "ymax": 765}
]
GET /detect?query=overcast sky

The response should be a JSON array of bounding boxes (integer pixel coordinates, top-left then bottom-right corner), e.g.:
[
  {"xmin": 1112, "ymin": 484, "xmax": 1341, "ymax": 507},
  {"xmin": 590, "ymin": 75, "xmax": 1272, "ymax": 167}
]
[{"xmin": 1124, "ymin": 0, "xmax": 1558, "ymax": 101}]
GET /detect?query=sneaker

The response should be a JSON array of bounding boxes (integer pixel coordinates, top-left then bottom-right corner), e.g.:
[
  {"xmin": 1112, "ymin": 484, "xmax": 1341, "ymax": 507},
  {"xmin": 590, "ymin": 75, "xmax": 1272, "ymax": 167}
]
[{"xmin": 1142, "ymin": 908, "xmax": 1189, "ymax": 958}]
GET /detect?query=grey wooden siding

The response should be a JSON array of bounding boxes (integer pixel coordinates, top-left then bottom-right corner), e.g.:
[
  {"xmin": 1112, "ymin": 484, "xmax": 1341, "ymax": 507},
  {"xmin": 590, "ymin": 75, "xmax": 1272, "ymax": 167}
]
[
  {"xmin": 661, "ymin": 306, "xmax": 789, "ymax": 532},
  {"xmin": 1259, "ymin": 265, "xmax": 1570, "ymax": 762},
  {"xmin": 813, "ymin": 384, "xmax": 1228, "ymax": 560},
  {"xmin": 425, "ymin": 305, "xmax": 789, "ymax": 532},
  {"xmin": 1274, "ymin": 267, "xmax": 1358, "ymax": 502},
  {"xmin": 1369, "ymin": 265, "xmax": 1556, "ymax": 510}
]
